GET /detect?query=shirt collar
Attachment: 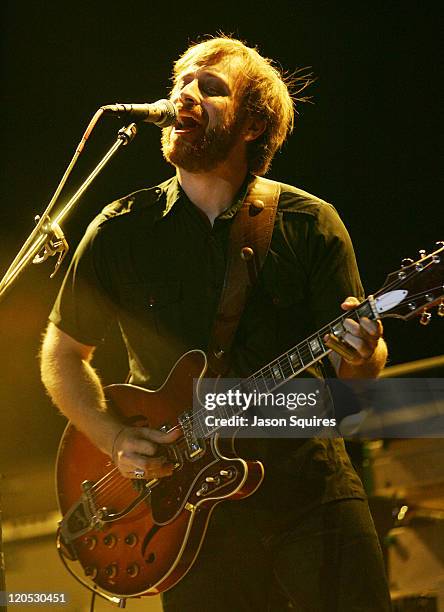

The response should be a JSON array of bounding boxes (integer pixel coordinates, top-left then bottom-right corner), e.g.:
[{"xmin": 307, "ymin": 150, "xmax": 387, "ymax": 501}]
[{"xmin": 156, "ymin": 173, "xmax": 255, "ymax": 221}]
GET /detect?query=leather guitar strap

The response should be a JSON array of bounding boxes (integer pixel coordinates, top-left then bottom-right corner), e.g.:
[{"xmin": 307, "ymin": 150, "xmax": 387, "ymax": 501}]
[{"xmin": 207, "ymin": 176, "xmax": 281, "ymax": 376}]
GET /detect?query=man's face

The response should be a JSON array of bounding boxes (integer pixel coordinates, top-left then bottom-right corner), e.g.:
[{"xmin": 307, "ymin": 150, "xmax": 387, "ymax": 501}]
[{"xmin": 161, "ymin": 56, "xmax": 248, "ymax": 173}]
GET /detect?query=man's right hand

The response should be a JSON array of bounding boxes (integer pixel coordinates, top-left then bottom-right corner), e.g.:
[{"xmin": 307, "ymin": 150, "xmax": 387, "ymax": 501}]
[
  {"xmin": 112, "ymin": 426, "xmax": 181, "ymax": 479},
  {"xmin": 41, "ymin": 323, "xmax": 182, "ymax": 480}
]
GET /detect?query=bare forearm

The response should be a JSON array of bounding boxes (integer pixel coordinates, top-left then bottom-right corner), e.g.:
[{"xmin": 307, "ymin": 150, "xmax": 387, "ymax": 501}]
[
  {"xmin": 41, "ymin": 348, "xmax": 122, "ymax": 457},
  {"xmin": 40, "ymin": 324, "xmax": 179, "ymax": 480}
]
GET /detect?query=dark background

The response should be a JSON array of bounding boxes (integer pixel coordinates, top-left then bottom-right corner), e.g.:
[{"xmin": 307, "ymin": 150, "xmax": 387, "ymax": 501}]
[{"xmin": 0, "ymin": 1, "xmax": 442, "ymax": 468}]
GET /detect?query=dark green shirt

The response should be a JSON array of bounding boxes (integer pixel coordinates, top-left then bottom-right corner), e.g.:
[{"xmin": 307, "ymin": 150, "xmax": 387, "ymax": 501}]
[{"xmin": 50, "ymin": 175, "xmax": 367, "ymax": 516}]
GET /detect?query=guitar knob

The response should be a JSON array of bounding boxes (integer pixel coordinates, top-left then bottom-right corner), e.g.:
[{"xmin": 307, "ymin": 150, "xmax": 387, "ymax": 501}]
[
  {"xmin": 103, "ymin": 534, "xmax": 117, "ymax": 548},
  {"xmin": 84, "ymin": 566, "xmax": 98, "ymax": 579},
  {"xmin": 438, "ymin": 302, "xmax": 444, "ymax": 317},
  {"xmin": 220, "ymin": 469, "xmax": 234, "ymax": 479},
  {"xmin": 206, "ymin": 476, "xmax": 220, "ymax": 484},
  {"xmin": 125, "ymin": 533, "xmax": 138, "ymax": 547},
  {"xmin": 105, "ymin": 564, "xmax": 118, "ymax": 578},
  {"xmin": 420, "ymin": 311, "xmax": 432, "ymax": 326},
  {"xmin": 83, "ymin": 536, "xmax": 97, "ymax": 550},
  {"xmin": 127, "ymin": 563, "xmax": 140, "ymax": 578},
  {"xmin": 196, "ymin": 482, "xmax": 209, "ymax": 496}
]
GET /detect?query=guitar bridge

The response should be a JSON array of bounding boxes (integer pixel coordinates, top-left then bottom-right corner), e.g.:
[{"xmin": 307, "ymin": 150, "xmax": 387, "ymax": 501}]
[{"xmin": 178, "ymin": 412, "xmax": 205, "ymax": 460}]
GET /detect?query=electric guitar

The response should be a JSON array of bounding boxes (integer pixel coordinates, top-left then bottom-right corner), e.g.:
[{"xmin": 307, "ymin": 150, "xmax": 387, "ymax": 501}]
[{"xmin": 56, "ymin": 243, "xmax": 444, "ymax": 602}]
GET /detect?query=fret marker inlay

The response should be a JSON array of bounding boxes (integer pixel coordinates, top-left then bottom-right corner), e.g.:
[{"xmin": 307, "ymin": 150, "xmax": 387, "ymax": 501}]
[{"xmin": 309, "ymin": 338, "xmax": 322, "ymax": 355}]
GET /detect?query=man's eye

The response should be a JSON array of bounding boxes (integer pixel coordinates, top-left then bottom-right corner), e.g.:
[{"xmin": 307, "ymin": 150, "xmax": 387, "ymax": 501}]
[{"xmin": 202, "ymin": 84, "xmax": 221, "ymax": 96}]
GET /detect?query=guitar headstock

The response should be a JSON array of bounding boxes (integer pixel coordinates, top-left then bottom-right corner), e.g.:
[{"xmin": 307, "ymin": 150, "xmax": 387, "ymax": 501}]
[{"xmin": 373, "ymin": 242, "xmax": 444, "ymax": 323}]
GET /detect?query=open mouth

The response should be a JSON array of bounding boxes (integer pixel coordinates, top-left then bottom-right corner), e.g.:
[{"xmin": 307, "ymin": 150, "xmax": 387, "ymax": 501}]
[{"xmin": 174, "ymin": 115, "xmax": 201, "ymax": 134}]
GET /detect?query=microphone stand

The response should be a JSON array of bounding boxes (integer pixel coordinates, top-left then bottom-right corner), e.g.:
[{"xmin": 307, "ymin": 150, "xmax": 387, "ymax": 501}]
[{"xmin": 0, "ymin": 122, "xmax": 138, "ymax": 302}]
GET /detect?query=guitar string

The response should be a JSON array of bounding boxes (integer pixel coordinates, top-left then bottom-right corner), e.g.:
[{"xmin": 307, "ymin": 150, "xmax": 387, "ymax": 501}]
[
  {"xmin": 87, "ymin": 423, "xmax": 205, "ymax": 505},
  {"xmin": 92, "ymin": 469, "xmax": 144, "ymax": 497},
  {"xmin": 89, "ymin": 437, "xmax": 192, "ymax": 501},
  {"xmin": 90, "ymin": 433, "xmax": 188, "ymax": 495},
  {"xmin": 92, "ymin": 465, "xmax": 150, "ymax": 499},
  {"xmin": 90, "ymin": 467, "xmax": 154, "ymax": 507},
  {"xmin": 90, "ymin": 473, "xmax": 142, "ymax": 509},
  {"xmin": 182, "ymin": 310, "xmax": 363, "ymax": 430},
  {"xmin": 90, "ymin": 468, "xmax": 128, "ymax": 497}
]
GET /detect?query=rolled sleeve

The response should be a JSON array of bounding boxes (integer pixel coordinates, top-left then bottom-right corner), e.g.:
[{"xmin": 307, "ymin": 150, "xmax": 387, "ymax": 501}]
[
  {"xmin": 49, "ymin": 219, "xmax": 115, "ymax": 346},
  {"xmin": 305, "ymin": 203, "xmax": 364, "ymax": 329}
]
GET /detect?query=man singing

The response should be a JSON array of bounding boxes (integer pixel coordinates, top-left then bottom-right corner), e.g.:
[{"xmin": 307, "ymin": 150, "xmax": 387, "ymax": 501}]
[{"xmin": 41, "ymin": 36, "xmax": 390, "ymax": 611}]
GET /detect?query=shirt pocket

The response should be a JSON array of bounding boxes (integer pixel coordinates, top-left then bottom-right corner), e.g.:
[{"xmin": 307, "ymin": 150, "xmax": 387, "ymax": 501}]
[
  {"xmin": 267, "ymin": 282, "xmax": 305, "ymax": 309},
  {"xmin": 119, "ymin": 280, "xmax": 183, "ymax": 336},
  {"xmin": 264, "ymin": 280, "xmax": 310, "ymax": 349}
]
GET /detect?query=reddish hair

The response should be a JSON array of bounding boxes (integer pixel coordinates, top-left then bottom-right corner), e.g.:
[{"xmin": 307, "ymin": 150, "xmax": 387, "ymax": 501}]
[{"xmin": 172, "ymin": 36, "xmax": 312, "ymax": 175}]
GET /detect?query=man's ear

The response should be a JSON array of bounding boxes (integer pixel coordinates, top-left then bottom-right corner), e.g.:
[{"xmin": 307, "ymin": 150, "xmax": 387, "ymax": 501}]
[{"xmin": 243, "ymin": 116, "xmax": 266, "ymax": 142}]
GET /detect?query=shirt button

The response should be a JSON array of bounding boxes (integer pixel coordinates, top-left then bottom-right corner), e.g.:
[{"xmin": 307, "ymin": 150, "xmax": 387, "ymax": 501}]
[{"xmin": 249, "ymin": 199, "xmax": 265, "ymax": 212}]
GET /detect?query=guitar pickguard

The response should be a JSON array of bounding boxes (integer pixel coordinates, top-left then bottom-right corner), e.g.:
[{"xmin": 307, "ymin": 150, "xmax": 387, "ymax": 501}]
[{"xmin": 150, "ymin": 437, "xmax": 245, "ymax": 525}]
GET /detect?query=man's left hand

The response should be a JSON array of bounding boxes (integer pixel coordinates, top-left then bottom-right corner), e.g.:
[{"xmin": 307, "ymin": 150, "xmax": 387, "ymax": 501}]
[
  {"xmin": 337, "ymin": 296, "xmax": 383, "ymax": 364},
  {"xmin": 324, "ymin": 296, "xmax": 387, "ymax": 378}
]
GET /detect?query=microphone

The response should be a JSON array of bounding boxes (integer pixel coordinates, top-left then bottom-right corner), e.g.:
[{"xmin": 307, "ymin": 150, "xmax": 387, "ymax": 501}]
[{"xmin": 100, "ymin": 99, "xmax": 177, "ymax": 127}]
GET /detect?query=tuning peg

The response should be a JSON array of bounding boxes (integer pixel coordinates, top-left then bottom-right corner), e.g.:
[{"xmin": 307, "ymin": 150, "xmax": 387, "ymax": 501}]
[
  {"xmin": 418, "ymin": 249, "xmax": 427, "ymax": 259},
  {"xmin": 401, "ymin": 258, "xmax": 414, "ymax": 267},
  {"xmin": 401, "ymin": 257, "xmax": 413, "ymax": 268},
  {"xmin": 420, "ymin": 311, "xmax": 432, "ymax": 326},
  {"xmin": 438, "ymin": 302, "xmax": 444, "ymax": 317}
]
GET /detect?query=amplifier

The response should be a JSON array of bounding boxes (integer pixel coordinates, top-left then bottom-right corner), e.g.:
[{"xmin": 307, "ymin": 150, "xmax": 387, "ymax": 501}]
[
  {"xmin": 365, "ymin": 439, "xmax": 444, "ymax": 508},
  {"xmin": 387, "ymin": 519, "xmax": 444, "ymax": 611},
  {"xmin": 391, "ymin": 592, "xmax": 438, "ymax": 611}
]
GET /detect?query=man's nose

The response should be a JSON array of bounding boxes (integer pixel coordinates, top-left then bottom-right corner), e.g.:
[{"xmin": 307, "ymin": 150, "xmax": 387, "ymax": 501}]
[{"xmin": 179, "ymin": 79, "xmax": 200, "ymax": 107}]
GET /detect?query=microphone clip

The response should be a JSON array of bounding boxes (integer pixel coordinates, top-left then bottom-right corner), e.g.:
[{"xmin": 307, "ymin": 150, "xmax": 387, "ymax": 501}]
[{"xmin": 33, "ymin": 215, "xmax": 69, "ymax": 278}]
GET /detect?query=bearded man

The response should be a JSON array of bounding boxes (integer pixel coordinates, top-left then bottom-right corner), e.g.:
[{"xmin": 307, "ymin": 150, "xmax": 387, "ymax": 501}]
[{"xmin": 41, "ymin": 36, "xmax": 391, "ymax": 611}]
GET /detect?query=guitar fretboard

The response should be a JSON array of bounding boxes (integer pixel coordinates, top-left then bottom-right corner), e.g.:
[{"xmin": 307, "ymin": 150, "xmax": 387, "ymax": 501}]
[
  {"xmin": 251, "ymin": 299, "xmax": 374, "ymax": 392},
  {"xmin": 192, "ymin": 299, "xmax": 375, "ymax": 439}
]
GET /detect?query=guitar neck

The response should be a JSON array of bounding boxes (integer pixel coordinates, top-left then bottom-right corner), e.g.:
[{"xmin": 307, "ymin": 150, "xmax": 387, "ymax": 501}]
[
  {"xmin": 195, "ymin": 297, "xmax": 376, "ymax": 438},
  {"xmin": 249, "ymin": 297, "xmax": 376, "ymax": 393}
]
